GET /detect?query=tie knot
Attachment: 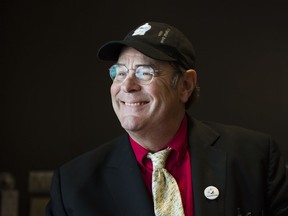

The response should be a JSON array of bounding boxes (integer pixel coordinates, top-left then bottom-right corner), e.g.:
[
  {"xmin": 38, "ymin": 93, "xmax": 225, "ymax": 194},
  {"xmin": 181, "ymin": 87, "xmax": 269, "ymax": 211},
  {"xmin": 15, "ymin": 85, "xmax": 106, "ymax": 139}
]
[{"xmin": 147, "ymin": 147, "xmax": 172, "ymax": 169}]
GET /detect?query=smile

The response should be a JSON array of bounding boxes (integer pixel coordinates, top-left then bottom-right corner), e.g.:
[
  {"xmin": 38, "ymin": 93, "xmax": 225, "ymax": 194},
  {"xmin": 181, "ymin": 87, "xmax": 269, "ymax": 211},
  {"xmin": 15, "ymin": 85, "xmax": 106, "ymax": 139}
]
[{"xmin": 122, "ymin": 101, "xmax": 148, "ymax": 106}]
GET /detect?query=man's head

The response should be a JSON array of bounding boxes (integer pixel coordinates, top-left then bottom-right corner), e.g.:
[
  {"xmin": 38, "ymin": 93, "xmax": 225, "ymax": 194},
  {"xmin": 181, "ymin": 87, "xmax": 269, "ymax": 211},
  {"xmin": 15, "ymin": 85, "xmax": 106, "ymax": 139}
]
[
  {"xmin": 98, "ymin": 21, "xmax": 199, "ymax": 108},
  {"xmin": 97, "ymin": 22, "xmax": 198, "ymax": 136}
]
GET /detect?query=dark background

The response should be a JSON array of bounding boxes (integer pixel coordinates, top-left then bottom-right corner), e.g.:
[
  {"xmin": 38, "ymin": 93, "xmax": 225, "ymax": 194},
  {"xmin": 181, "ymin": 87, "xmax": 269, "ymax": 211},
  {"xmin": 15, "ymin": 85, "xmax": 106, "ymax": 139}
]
[{"xmin": 2, "ymin": 0, "xmax": 288, "ymax": 215}]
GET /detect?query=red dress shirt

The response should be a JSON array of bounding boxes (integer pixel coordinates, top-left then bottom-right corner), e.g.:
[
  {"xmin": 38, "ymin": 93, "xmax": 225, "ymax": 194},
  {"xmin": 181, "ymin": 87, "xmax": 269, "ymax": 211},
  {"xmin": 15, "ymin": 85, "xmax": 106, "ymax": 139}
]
[{"xmin": 130, "ymin": 115, "xmax": 194, "ymax": 216}]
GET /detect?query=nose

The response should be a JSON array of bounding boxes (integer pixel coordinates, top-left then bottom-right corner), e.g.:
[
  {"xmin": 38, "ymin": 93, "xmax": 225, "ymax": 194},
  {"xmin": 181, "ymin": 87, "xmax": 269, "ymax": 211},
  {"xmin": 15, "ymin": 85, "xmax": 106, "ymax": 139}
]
[{"xmin": 121, "ymin": 73, "xmax": 141, "ymax": 92}]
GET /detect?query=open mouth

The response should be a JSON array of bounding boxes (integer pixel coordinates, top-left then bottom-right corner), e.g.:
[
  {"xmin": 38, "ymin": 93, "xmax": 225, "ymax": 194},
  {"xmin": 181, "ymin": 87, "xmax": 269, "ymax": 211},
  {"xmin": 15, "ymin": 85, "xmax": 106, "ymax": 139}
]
[{"xmin": 122, "ymin": 101, "xmax": 149, "ymax": 106}]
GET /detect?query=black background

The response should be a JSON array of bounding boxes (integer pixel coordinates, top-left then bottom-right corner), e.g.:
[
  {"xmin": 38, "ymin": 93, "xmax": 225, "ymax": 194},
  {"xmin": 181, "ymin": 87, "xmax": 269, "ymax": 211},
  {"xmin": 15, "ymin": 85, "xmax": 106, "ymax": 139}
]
[{"xmin": 2, "ymin": 0, "xmax": 288, "ymax": 215}]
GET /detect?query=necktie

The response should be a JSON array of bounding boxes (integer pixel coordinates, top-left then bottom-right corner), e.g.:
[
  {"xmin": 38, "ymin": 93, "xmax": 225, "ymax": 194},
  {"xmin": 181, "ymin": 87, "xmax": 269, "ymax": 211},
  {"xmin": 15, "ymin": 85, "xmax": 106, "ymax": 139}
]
[{"xmin": 147, "ymin": 147, "xmax": 185, "ymax": 216}]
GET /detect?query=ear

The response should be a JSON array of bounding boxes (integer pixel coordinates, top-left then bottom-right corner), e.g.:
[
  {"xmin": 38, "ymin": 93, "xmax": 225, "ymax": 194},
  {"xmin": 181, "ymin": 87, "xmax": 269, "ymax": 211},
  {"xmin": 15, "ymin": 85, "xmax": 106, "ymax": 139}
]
[{"xmin": 178, "ymin": 69, "xmax": 197, "ymax": 103}]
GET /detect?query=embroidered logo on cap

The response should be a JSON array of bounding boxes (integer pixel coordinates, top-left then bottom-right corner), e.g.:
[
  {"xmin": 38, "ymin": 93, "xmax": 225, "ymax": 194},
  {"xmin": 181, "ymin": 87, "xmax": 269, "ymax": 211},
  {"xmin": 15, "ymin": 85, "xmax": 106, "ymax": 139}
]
[{"xmin": 132, "ymin": 23, "xmax": 151, "ymax": 36}]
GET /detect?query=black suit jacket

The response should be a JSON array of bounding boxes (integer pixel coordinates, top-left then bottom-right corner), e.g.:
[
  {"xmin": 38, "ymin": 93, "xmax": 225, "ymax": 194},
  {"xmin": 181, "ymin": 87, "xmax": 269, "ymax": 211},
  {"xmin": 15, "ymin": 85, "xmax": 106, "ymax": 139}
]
[{"xmin": 46, "ymin": 117, "xmax": 288, "ymax": 216}]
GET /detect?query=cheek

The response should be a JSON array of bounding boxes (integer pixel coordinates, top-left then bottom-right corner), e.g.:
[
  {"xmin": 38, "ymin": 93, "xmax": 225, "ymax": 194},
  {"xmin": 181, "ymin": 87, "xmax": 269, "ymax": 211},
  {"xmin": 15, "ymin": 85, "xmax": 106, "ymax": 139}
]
[
  {"xmin": 110, "ymin": 83, "xmax": 119, "ymax": 97},
  {"xmin": 149, "ymin": 83, "xmax": 176, "ymax": 104}
]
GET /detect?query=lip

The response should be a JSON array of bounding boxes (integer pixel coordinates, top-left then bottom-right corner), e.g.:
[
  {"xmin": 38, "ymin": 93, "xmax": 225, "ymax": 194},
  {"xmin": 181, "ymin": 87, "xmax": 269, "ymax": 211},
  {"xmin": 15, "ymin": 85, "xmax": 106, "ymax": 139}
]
[{"xmin": 121, "ymin": 101, "xmax": 149, "ymax": 106}]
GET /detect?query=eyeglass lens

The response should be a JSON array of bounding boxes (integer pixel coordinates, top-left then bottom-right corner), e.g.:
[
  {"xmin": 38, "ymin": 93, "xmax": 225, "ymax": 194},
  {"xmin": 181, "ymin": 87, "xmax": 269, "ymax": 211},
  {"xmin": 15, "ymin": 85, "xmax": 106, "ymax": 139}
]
[{"xmin": 109, "ymin": 64, "xmax": 155, "ymax": 84}]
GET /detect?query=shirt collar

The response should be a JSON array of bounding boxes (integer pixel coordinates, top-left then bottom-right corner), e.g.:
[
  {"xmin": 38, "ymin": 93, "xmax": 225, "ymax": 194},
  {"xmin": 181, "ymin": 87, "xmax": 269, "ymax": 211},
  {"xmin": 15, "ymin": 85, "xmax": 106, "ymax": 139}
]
[{"xmin": 130, "ymin": 114, "xmax": 188, "ymax": 167}]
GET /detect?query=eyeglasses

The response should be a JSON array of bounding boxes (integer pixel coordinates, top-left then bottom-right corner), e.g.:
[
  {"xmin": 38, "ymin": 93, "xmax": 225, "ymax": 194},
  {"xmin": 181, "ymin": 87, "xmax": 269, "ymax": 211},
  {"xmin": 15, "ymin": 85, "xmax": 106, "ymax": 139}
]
[{"xmin": 109, "ymin": 64, "xmax": 161, "ymax": 85}]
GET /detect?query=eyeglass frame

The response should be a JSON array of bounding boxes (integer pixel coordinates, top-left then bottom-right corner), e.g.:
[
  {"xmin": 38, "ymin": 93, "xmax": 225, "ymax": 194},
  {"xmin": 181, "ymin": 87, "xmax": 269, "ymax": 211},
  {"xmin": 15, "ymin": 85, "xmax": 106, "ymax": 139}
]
[
  {"xmin": 108, "ymin": 63, "xmax": 162, "ymax": 85},
  {"xmin": 109, "ymin": 62, "xmax": 186, "ymax": 85}
]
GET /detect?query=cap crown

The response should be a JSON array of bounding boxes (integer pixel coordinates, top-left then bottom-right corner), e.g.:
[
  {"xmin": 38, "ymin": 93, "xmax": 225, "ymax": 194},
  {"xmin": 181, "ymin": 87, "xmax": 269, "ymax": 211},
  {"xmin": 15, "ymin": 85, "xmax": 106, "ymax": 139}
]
[{"xmin": 98, "ymin": 22, "xmax": 196, "ymax": 69}]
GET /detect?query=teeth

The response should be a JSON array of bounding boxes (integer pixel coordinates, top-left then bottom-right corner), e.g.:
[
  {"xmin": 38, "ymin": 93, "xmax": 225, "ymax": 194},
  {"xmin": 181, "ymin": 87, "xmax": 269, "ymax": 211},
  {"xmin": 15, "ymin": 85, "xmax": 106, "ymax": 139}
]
[{"xmin": 125, "ymin": 102, "xmax": 145, "ymax": 106}]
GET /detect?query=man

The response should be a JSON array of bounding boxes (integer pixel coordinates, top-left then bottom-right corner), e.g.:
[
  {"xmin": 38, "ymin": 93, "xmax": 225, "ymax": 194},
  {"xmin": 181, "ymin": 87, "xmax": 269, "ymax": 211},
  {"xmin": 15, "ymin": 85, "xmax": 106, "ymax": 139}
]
[{"xmin": 46, "ymin": 22, "xmax": 288, "ymax": 216}]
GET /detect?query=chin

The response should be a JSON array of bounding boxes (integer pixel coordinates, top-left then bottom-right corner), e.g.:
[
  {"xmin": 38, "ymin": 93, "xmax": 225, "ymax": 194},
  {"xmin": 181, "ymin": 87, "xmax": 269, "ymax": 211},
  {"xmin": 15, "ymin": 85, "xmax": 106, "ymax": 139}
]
[{"xmin": 120, "ymin": 117, "xmax": 143, "ymax": 132}]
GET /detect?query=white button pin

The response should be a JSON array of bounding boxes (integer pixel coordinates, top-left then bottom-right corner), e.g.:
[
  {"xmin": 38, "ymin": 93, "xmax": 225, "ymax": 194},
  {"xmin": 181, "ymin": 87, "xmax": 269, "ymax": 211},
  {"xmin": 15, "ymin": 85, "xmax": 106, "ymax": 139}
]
[{"xmin": 204, "ymin": 186, "xmax": 219, "ymax": 200}]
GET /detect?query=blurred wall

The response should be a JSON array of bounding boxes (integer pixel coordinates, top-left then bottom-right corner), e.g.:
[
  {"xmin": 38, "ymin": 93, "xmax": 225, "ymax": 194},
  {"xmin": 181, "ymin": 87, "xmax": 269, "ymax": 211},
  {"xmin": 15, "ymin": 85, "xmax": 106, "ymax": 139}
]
[{"xmin": 1, "ymin": 0, "xmax": 288, "ymax": 215}]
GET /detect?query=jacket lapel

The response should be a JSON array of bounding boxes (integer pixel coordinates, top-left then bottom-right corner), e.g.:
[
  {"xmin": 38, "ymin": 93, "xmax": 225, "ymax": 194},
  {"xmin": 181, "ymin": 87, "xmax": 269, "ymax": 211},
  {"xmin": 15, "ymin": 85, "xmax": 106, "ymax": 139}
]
[
  {"xmin": 103, "ymin": 135, "xmax": 154, "ymax": 216},
  {"xmin": 188, "ymin": 118, "xmax": 227, "ymax": 216}
]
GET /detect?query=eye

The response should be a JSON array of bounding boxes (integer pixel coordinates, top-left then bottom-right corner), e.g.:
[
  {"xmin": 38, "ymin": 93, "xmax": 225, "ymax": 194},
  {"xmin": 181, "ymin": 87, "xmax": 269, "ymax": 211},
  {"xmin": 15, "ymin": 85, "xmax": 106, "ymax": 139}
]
[
  {"xmin": 136, "ymin": 66, "xmax": 154, "ymax": 81},
  {"xmin": 117, "ymin": 71, "xmax": 127, "ymax": 77},
  {"xmin": 109, "ymin": 64, "xmax": 128, "ymax": 81}
]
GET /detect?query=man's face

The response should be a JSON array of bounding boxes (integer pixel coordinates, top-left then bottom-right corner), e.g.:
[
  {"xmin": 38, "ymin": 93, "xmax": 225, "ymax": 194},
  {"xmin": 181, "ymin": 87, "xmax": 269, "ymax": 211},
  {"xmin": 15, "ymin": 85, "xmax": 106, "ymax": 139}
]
[{"xmin": 110, "ymin": 47, "xmax": 187, "ymax": 134}]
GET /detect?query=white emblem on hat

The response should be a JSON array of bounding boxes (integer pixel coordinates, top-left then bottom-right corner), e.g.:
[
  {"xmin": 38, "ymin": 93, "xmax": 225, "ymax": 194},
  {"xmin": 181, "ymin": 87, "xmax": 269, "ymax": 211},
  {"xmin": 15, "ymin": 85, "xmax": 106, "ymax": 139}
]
[
  {"xmin": 132, "ymin": 23, "xmax": 151, "ymax": 36},
  {"xmin": 204, "ymin": 186, "xmax": 219, "ymax": 200}
]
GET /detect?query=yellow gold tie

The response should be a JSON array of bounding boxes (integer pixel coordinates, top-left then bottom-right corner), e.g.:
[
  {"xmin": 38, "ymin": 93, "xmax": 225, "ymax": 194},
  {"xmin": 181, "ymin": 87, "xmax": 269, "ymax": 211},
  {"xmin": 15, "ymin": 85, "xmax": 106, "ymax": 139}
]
[{"xmin": 147, "ymin": 147, "xmax": 185, "ymax": 216}]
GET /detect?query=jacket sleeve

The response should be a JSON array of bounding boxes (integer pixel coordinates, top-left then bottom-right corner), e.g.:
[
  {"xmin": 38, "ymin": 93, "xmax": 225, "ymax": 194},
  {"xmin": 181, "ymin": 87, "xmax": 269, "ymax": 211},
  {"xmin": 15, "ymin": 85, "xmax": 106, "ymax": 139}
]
[
  {"xmin": 267, "ymin": 137, "xmax": 288, "ymax": 216},
  {"xmin": 45, "ymin": 169, "xmax": 68, "ymax": 216}
]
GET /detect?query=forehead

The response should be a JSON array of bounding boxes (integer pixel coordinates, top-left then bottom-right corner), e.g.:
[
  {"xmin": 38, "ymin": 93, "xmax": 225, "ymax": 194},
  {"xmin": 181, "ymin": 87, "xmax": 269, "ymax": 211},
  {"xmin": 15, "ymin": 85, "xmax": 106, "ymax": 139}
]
[{"xmin": 117, "ymin": 47, "xmax": 169, "ymax": 67}]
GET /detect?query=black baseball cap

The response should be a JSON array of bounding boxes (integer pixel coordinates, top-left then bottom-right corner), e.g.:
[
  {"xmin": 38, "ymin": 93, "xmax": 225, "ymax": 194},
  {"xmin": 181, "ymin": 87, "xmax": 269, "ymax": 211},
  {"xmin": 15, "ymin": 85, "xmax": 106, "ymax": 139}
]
[{"xmin": 97, "ymin": 22, "xmax": 196, "ymax": 69}]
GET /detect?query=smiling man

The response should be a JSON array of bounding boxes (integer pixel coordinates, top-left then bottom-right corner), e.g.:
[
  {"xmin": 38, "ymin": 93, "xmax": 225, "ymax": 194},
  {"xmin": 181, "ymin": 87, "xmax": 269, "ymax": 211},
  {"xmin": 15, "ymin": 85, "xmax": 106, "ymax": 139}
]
[
  {"xmin": 46, "ymin": 22, "xmax": 288, "ymax": 216},
  {"xmin": 110, "ymin": 47, "xmax": 196, "ymax": 152}
]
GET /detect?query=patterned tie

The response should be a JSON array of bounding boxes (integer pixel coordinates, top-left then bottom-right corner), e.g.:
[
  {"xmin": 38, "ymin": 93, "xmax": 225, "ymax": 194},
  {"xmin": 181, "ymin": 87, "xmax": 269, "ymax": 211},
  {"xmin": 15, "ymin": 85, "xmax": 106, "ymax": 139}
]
[{"xmin": 147, "ymin": 147, "xmax": 185, "ymax": 216}]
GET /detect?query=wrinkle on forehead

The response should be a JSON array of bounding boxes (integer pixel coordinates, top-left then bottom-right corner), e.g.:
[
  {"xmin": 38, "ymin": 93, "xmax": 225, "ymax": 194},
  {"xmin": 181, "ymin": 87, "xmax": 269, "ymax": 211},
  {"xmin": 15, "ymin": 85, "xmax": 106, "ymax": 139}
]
[{"xmin": 117, "ymin": 47, "xmax": 157, "ymax": 67}]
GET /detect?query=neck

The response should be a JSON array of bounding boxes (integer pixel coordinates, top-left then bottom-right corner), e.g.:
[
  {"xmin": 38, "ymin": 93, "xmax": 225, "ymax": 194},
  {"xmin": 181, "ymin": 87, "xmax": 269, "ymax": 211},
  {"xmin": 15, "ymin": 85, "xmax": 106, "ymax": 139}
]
[{"xmin": 128, "ymin": 112, "xmax": 186, "ymax": 152}]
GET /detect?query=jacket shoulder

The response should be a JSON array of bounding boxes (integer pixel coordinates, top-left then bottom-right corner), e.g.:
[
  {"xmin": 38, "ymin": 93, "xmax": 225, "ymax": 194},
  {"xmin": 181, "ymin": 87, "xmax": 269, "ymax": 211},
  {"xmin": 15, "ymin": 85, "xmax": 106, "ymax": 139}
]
[
  {"xmin": 191, "ymin": 118, "xmax": 274, "ymax": 155},
  {"xmin": 59, "ymin": 134, "xmax": 128, "ymax": 177},
  {"xmin": 201, "ymin": 120, "xmax": 271, "ymax": 140}
]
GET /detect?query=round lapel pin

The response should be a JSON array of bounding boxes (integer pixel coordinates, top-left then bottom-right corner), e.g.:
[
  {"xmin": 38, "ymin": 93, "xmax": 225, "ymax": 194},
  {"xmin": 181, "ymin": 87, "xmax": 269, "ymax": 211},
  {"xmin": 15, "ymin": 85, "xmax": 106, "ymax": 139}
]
[{"xmin": 204, "ymin": 186, "xmax": 219, "ymax": 200}]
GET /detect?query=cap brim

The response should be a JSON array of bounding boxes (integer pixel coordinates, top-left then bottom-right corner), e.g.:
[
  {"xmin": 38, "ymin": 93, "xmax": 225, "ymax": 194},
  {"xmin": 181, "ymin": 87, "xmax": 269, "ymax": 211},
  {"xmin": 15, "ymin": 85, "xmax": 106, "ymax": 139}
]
[{"xmin": 97, "ymin": 40, "xmax": 177, "ymax": 62}]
